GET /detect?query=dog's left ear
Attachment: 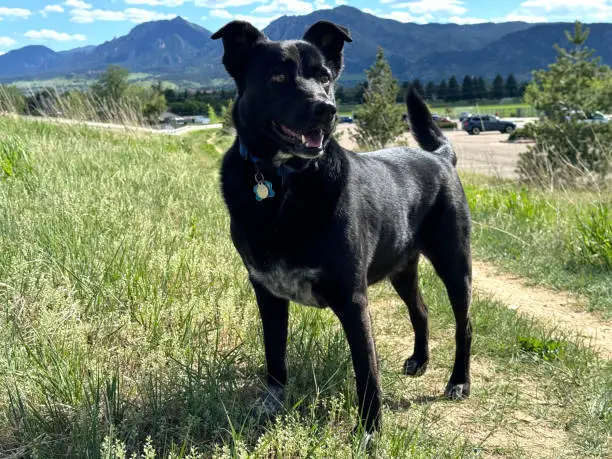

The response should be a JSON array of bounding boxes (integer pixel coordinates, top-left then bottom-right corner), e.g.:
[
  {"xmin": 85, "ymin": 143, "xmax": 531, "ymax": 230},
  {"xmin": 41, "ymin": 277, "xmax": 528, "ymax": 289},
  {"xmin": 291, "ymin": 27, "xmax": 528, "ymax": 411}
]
[
  {"xmin": 303, "ymin": 20, "xmax": 352, "ymax": 77},
  {"xmin": 211, "ymin": 21, "xmax": 266, "ymax": 86}
]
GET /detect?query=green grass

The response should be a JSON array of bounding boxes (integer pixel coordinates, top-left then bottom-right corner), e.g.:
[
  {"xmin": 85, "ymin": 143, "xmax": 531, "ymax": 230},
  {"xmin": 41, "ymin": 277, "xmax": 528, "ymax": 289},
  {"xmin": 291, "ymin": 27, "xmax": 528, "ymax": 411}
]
[
  {"xmin": 464, "ymin": 174, "xmax": 612, "ymax": 317},
  {"xmin": 0, "ymin": 117, "xmax": 610, "ymax": 457},
  {"xmin": 338, "ymin": 102, "xmax": 535, "ymax": 119}
]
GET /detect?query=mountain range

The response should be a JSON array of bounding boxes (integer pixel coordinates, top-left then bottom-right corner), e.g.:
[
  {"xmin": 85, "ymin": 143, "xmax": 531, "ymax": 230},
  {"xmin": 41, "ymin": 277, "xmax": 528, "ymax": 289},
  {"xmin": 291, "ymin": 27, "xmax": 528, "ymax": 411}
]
[{"xmin": 1, "ymin": 6, "xmax": 610, "ymax": 87}]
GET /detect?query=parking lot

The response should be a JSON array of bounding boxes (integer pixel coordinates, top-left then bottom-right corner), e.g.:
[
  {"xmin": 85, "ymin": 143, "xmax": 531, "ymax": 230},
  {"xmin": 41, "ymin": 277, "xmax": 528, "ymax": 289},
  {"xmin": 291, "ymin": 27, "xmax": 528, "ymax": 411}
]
[{"xmin": 335, "ymin": 124, "xmax": 531, "ymax": 179}]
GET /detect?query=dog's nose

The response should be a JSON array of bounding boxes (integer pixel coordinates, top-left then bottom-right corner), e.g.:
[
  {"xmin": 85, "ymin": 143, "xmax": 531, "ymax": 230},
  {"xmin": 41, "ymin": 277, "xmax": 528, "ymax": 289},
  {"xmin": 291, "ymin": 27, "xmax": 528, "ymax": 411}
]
[{"xmin": 312, "ymin": 101, "xmax": 337, "ymax": 119}]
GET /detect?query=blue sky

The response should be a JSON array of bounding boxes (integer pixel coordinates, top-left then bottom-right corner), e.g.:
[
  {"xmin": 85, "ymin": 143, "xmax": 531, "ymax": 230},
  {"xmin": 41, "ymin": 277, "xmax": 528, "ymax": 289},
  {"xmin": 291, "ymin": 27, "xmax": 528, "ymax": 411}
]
[{"xmin": 0, "ymin": 0, "xmax": 609, "ymax": 54}]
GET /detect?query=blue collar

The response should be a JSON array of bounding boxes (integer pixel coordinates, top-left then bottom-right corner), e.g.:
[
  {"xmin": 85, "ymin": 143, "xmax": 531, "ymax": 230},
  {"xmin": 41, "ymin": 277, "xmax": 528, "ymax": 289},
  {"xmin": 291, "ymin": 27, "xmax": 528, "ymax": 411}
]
[{"xmin": 239, "ymin": 142, "xmax": 302, "ymax": 178}]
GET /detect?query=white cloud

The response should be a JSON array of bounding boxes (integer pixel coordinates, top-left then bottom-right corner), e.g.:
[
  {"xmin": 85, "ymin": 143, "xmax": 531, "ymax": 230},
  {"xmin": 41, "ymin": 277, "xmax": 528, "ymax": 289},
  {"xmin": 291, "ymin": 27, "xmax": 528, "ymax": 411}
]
[
  {"xmin": 70, "ymin": 7, "xmax": 177, "ymax": 23},
  {"xmin": 124, "ymin": 0, "xmax": 187, "ymax": 5},
  {"xmin": 513, "ymin": 0, "xmax": 612, "ymax": 21},
  {"xmin": 0, "ymin": 36, "xmax": 17, "ymax": 47},
  {"xmin": 25, "ymin": 29, "xmax": 87, "ymax": 41},
  {"xmin": 388, "ymin": 0, "xmax": 467, "ymax": 16},
  {"xmin": 65, "ymin": 0, "xmax": 92, "ymax": 8},
  {"xmin": 253, "ymin": 0, "xmax": 314, "ymax": 14},
  {"xmin": 209, "ymin": 8, "xmax": 280, "ymax": 28},
  {"xmin": 446, "ymin": 16, "xmax": 487, "ymax": 24},
  {"xmin": 501, "ymin": 13, "xmax": 548, "ymax": 22},
  {"xmin": 41, "ymin": 4, "xmax": 65, "ymax": 17},
  {"xmin": 335, "ymin": 0, "xmax": 348, "ymax": 4},
  {"xmin": 0, "ymin": 7, "xmax": 33, "ymax": 18},
  {"xmin": 0, "ymin": 51, "xmax": 5, "ymax": 56}
]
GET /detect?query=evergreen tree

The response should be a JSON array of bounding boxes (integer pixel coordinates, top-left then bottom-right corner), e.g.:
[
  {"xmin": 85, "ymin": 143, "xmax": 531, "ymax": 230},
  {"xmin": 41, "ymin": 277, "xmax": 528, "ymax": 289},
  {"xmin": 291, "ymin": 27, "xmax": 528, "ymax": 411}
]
[
  {"xmin": 353, "ymin": 47, "xmax": 405, "ymax": 149},
  {"xmin": 437, "ymin": 79, "xmax": 448, "ymax": 101},
  {"xmin": 505, "ymin": 73, "xmax": 518, "ymax": 98},
  {"xmin": 461, "ymin": 75, "xmax": 475, "ymax": 101},
  {"xmin": 525, "ymin": 21, "xmax": 612, "ymax": 120},
  {"xmin": 474, "ymin": 76, "xmax": 488, "ymax": 100},
  {"xmin": 447, "ymin": 76, "xmax": 461, "ymax": 102},
  {"xmin": 491, "ymin": 74, "xmax": 506, "ymax": 99},
  {"xmin": 425, "ymin": 80, "xmax": 436, "ymax": 100}
]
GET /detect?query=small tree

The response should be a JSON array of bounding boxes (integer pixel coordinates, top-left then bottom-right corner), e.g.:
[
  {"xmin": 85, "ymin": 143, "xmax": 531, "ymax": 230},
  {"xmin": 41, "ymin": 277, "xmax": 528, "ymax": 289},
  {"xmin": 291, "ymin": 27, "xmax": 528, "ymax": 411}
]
[
  {"xmin": 525, "ymin": 21, "xmax": 612, "ymax": 121},
  {"xmin": 352, "ymin": 47, "xmax": 405, "ymax": 150},
  {"xmin": 92, "ymin": 65, "xmax": 129, "ymax": 104},
  {"xmin": 143, "ymin": 93, "xmax": 167, "ymax": 124},
  {"xmin": 221, "ymin": 98, "xmax": 235, "ymax": 134},
  {"xmin": 491, "ymin": 74, "xmax": 505, "ymax": 99}
]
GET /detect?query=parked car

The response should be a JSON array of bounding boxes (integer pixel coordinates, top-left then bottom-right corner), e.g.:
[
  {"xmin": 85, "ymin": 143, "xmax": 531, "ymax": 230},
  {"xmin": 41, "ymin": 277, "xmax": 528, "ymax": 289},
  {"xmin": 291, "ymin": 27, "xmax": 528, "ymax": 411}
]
[
  {"xmin": 581, "ymin": 111, "xmax": 610, "ymax": 124},
  {"xmin": 459, "ymin": 112, "xmax": 472, "ymax": 122},
  {"xmin": 462, "ymin": 115, "xmax": 516, "ymax": 135},
  {"xmin": 338, "ymin": 115, "xmax": 354, "ymax": 123},
  {"xmin": 193, "ymin": 116, "xmax": 210, "ymax": 124}
]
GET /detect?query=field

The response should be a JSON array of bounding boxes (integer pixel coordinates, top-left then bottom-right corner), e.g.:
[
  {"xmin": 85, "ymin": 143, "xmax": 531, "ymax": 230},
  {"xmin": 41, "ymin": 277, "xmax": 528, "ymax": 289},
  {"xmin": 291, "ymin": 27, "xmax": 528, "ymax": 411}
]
[
  {"xmin": 339, "ymin": 102, "xmax": 536, "ymax": 119},
  {"xmin": 0, "ymin": 117, "xmax": 610, "ymax": 457}
]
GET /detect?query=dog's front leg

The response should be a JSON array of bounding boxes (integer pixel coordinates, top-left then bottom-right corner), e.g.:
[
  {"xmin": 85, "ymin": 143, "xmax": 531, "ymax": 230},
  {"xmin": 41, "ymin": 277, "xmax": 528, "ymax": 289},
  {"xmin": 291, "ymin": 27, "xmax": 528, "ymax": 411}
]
[
  {"xmin": 251, "ymin": 279, "xmax": 289, "ymax": 418},
  {"xmin": 333, "ymin": 292, "xmax": 382, "ymax": 433}
]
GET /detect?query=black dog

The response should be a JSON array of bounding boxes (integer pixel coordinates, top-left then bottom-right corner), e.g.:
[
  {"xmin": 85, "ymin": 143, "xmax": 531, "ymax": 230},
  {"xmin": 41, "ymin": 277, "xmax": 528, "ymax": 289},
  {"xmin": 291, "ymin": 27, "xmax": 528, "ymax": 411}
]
[{"xmin": 212, "ymin": 20, "xmax": 472, "ymax": 434}]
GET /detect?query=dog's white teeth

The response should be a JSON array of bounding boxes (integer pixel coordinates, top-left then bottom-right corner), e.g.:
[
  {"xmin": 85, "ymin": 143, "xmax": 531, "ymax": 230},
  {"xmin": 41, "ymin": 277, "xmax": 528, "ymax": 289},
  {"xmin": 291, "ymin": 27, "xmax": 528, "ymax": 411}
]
[{"xmin": 301, "ymin": 134, "xmax": 306, "ymax": 144}]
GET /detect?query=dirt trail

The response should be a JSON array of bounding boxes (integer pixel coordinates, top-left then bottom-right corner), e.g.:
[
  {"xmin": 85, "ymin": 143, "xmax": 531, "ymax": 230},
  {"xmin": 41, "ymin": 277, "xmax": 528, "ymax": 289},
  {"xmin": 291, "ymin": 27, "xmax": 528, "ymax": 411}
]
[{"xmin": 472, "ymin": 260, "xmax": 612, "ymax": 359}]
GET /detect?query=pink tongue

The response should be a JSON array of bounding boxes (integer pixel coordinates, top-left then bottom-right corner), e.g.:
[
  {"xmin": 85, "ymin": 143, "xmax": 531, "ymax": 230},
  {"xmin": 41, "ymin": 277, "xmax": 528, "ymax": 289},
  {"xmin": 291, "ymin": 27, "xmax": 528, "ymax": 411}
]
[{"xmin": 304, "ymin": 131, "xmax": 323, "ymax": 148}]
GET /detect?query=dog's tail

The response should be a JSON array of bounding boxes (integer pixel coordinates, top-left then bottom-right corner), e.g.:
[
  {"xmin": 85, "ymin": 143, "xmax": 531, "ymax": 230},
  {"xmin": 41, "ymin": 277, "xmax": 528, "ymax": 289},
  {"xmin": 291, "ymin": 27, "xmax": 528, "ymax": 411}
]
[{"xmin": 406, "ymin": 86, "xmax": 457, "ymax": 166}]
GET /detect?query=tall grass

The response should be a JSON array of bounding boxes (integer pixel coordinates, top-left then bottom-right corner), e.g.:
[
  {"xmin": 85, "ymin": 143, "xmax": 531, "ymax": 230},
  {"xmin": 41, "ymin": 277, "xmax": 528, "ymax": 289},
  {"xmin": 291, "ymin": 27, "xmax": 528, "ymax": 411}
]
[
  {"xmin": 0, "ymin": 85, "xmax": 150, "ymax": 126},
  {"xmin": 0, "ymin": 117, "xmax": 609, "ymax": 457},
  {"xmin": 465, "ymin": 176, "xmax": 612, "ymax": 315}
]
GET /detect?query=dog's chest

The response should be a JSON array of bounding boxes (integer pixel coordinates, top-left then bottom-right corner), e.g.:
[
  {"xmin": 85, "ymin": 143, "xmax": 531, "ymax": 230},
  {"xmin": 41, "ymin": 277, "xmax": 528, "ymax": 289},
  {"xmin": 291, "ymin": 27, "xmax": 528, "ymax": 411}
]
[{"xmin": 248, "ymin": 262, "xmax": 324, "ymax": 307}]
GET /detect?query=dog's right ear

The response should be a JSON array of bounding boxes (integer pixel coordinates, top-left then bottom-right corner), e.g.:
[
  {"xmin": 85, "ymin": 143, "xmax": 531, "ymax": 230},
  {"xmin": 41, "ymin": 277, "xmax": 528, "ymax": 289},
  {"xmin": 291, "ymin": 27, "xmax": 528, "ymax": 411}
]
[{"xmin": 211, "ymin": 21, "xmax": 266, "ymax": 84}]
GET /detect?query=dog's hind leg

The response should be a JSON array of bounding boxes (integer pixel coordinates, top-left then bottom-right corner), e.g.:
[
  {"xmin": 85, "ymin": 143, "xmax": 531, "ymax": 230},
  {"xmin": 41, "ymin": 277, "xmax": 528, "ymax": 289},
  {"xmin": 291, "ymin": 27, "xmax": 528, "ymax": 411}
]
[
  {"xmin": 427, "ymin": 243, "xmax": 472, "ymax": 400},
  {"xmin": 390, "ymin": 257, "xmax": 430, "ymax": 377}
]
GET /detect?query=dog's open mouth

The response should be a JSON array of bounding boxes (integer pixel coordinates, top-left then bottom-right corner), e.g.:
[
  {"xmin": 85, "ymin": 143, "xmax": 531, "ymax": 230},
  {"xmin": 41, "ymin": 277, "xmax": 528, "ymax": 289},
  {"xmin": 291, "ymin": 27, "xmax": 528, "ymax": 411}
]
[{"xmin": 272, "ymin": 121, "xmax": 326, "ymax": 156}]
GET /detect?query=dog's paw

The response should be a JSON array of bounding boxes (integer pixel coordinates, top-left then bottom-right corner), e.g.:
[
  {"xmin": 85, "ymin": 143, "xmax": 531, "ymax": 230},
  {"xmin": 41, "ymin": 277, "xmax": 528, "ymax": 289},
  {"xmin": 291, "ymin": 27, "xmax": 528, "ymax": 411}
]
[
  {"xmin": 403, "ymin": 357, "xmax": 428, "ymax": 377},
  {"xmin": 252, "ymin": 384, "xmax": 285, "ymax": 419},
  {"xmin": 444, "ymin": 382, "xmax": 471, "ymax": 400}
]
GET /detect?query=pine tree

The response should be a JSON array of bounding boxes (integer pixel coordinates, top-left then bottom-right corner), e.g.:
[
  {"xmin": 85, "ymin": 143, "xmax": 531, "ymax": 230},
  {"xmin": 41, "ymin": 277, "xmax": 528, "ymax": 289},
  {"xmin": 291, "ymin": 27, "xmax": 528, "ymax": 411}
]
[
  {"xmin": 425, "ymin": 81, "xmax": 436, "ymax": 100},
  {"xmin": 474, "ymin": 76, "xmax": 488, "ymax": 100},
  {"xmin": 352, "ymin": 47, "xmax": 405, "ymax": 149},
  {"xmin": 491, "ymin": 74, "xmax": 506, "ymax": 100},
  {"xmin": 447, "ymin": 76, "xmax": 460, "ymax": 102},
  {"xmin": 505, "ymin": 73, "xmax": 518, "ymax": 98},
  {"xmin": 525, "ymin": 21, "xmax": 612, "ymax": 121},
  {"xmin": 437, "ymin": 79, "xmax": 448, "ymax": 101},
  {"xmin": 461, "ymin": 75, "xmax": 475, "ymax": 102}
]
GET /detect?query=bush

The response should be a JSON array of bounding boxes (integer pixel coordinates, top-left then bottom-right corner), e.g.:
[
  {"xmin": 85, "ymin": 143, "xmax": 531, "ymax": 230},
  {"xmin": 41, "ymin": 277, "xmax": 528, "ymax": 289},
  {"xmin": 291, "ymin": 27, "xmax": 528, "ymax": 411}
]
[
  {"xmin": 566, "ymin": 203, "xmax": 612, "ymax": 270},
  {"xmin": 435, "ymin": 120, "xmax": 457, "ymax": 130},
  {"xmin": 517, "ymin": 121, "xmax": 612, "ymax": 188},
  {"xmin": 508, "ymin": 122, "xmax": 537, "ymax": 141}
]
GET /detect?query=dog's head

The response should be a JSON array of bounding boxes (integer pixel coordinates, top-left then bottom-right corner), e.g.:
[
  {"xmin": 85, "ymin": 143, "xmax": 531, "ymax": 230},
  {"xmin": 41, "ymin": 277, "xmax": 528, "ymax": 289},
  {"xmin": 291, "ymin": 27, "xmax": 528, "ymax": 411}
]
[{"xmin": 212, "ymin": 20, "xmax": 352, "ymax": 160}]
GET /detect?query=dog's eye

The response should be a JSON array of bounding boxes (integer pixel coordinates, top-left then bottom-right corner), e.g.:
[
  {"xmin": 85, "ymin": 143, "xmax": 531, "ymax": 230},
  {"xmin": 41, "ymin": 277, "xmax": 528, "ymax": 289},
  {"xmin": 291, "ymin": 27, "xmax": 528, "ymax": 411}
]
[
  {"xmin": 319, "ymin": 74, "xmax": 331, "ymax": 84},
  {"xmin": 271, "ymin": 74, "xmax": 286, "ymax": 83}
]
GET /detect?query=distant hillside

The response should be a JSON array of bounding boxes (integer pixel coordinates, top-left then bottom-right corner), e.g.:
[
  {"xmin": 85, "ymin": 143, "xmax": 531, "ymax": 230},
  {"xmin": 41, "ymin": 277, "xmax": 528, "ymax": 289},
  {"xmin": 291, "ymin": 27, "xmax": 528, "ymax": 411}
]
[{"xmin": 0, "ymin": 6, "xmax": 610, "ymax": 86}]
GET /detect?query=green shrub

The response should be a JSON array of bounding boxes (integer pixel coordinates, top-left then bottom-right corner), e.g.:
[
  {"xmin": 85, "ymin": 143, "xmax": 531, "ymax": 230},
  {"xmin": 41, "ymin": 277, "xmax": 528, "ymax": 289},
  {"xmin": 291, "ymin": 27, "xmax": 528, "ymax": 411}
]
[
  {"xmin": 435, "ymin": 120, "xmax": 457, "ymax": 130},
  {"xmin": 517, "ymin": 121, "xmax": 612, "ymax": 188},
  {"xmin": 518, "ymin": 336, "xmax": 564, "ymax": 361},
  {"xmin": 508, "ymin": 122, "xmax": 537, "ymax": 141},
  {"xmin": 566, "ymin": 203, "xmax": 612, "ymax": 270}
]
